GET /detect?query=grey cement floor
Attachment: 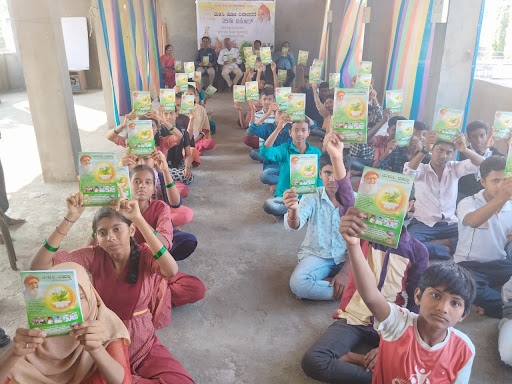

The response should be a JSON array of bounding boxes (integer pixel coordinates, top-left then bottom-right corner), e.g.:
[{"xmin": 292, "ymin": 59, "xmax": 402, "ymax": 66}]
[{"xmin": 0, "ymin": 90, "xmax": 511, "ymax": 383}]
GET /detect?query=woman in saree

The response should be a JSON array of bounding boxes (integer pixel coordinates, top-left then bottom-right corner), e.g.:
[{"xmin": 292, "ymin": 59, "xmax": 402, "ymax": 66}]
[
  {"xmin": 0, "ymin": 262, "xmax": 131, "ymax": 384},
  {"xmin": 30, "ymin": 191, "xmax": 205, "ymax": 383},
  {"xmin": 160, "ymin": 44, "xmax": 176, "ymax": 89}
]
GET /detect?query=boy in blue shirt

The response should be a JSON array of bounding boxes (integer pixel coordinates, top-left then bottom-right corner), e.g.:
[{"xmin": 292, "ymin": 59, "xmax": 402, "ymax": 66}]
[
  {"xmin": 272, "ymin": 41, "xmax": 295, "ymax": 87},
  {"xmin": 260, "ymin": 119, "xmax": 322, "ymax": 218}
]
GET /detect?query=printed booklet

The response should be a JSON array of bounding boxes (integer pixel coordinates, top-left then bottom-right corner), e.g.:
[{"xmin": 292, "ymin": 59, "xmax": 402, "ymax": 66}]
[
  {"xmin": 175, "ymin": 73, "xmax": 188, "ymax": 92},
  {"xmin": 174, "ymin": 60, "xmax": 182, "ymax": 71},
  {"xmin": 275, "ymin": 87, "xmax": 291, "ymax": 111},
  {"xmin": 298, "ymin": 50, "xmax": 309, "ymax": 66},
  {"xmin": 385, "ymin": 89, "xmax": 403, "ymax": 115},
  {"xmin": 116, "ymin": 166, "xmax": 131, "ymax": 198},
  {"xmin": 233, "ymin": 85, "xmax": 246, "ymax": 102},
  {"xmin": 434, "ymin": 107, "xmax": 463, "ymax": 142},
  {"xmin": 492, "ymin": 111, "xmax": 512, "ymax": 140},
  {"xmin": 260, "ymin": 47, "xmax": 272, "ymax": 64},
  {"xmin": 184, "ymin": 61, "xmax": 195, "ymax": 78},
  {"xmin": 309, "ymin": 66, "xmax": 322, "ymax": 83},
  {"xmin": 505, "ymin": 142, "xmax": 512, "ymax": 178},
  {"xmin": 329, "ymin": 73, "xmax": 341, "ymax": 89},
  {"xmin": 21, "ymin": 270, "xmax": 84, "ymax": 337},
  {"xmin": 180, "ymin": 94, "xmax": 195, "ymax": 115},
  {"xmin": 245, "ymin": 54, "xmax": 257, "ymax": 69},
  {"xmin": 359, "ymin": 61, "xmax": 372, "ymax": 74},
  {"xmin": 159, "ymin": 89, "xmax": 175, "ymax": 111},
  {"xmin": 395, "ymin": 120, "xmax": 414, "ymax": 147},
  {"xmin": 290, "ymin": 154, "xmax": 318, "ymax": 194},
  {"xmin": 246, "ymin": 81, "xmax": 259, "ymax": 101},
  {"xmin": 205, "ymin": 85, "xmax": 217, "ymax": 96},
  {"xmin": 277, "ymin": 69, "xmax": 287, "ymax": 83},
  {"xmin": 287, "ymin": 93, "xmax": 306, "ymax": 122},
  {"xmin": 132, "ymin": 91, "xmax": 151, "ymax": 116},
  {"xmin": 127, "ymin": 120, "xmax": 155, "ymax": 156},
  {"xmin": 354, "ymin": 167, "xmax": 414, "ymax": 248},
  {"xmin": 354, "ymin": 73, "xmax": 372, "ymax": 88},
  {"xmin": 332, "ymin": 87, "xmax": 369, "ymax": 143},
  {"xmin": 78, "ymin": 152, "xmax": 118, "ymax": 206}
]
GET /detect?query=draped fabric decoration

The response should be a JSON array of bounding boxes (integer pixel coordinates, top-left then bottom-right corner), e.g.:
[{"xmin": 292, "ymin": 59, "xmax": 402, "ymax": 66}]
[
  {"xmin": 384, "ymin": 0, "xmax": 435, "ymax": 121},
  {"xmin": 98, "ymin": 0, "xmax": 161, "ymax": 122},
  {"xmin": 335, "ymin": 0, "xmax": 367, "ymax": 87},
  {"xmin": 318, "ymin": 0, "xmax": 331, "ymax": 62}
]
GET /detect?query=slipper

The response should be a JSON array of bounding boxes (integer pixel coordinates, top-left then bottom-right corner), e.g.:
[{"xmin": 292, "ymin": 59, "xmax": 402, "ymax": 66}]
[{"xmin": 0, "ymin": 334, "xmax": 10, "ymax": 348}]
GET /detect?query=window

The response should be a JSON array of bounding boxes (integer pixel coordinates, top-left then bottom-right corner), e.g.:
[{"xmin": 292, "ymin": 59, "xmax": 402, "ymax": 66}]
[{"xmin": 0, "ymin": 0, "xmax": 15, "ymax": 53}]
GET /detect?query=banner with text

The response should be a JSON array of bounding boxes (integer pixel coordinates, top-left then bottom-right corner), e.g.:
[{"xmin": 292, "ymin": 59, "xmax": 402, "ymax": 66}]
[{"xmin": 196, "ymin": 0, "xmax": 276, "ymax": 56}]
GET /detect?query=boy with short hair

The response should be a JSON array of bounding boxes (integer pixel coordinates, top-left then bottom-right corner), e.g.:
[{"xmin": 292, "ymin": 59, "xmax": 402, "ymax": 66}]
[
  {"xmin": 260, "ymin": 120, "xmax": 322, "ymax": 217},
  {"xmin": 454, "ymin": 155, "xmax": 512, "ymax": 318},
  {"xmin": 284, "ymin": 132, "xmax": 354, "ymax": 301},
  {"xmin": 195, "ymin": 36, "xmax": 217, "ymax": 88},
  {"xmin": 339, "ymin": 208, "xmax": 477, "ymax": 383}
]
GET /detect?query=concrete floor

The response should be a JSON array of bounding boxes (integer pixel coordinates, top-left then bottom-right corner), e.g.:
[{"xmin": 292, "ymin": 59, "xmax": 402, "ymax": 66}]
[{"xmin": 0, "ymin": 90, "xmax": 511, "ymax": 383}]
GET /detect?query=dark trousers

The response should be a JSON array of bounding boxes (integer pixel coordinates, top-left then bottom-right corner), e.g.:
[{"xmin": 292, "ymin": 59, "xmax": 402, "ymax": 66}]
[
  {"xmin": 407, "ymin": 219, "xmax": 458, "ymax": 260},
  {"xmin": 458, "ymin": 259, "xmax": 512, "ymax": 318},
  {"xmin": 301, "ymin": 319, "xmax": 379, "ymax": 384},
  {"xmin": 282, "ymin": 68, "xmax": 295, "ymax": 87},
  {"xmin": 170, "ymin": 230, "xmax": 197, "ymax": 261}
]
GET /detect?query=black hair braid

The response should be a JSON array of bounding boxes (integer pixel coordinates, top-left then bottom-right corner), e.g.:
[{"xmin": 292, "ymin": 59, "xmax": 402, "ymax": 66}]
[{"xmin": 126, "ymin": 237, "xmax": 140, "ymax": 284}]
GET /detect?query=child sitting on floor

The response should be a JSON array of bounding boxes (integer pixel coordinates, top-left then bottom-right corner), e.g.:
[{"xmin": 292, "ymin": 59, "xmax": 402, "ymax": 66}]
[{"xmin": 339, "ymin": 208, "xmax": 477, "ymax": 383}]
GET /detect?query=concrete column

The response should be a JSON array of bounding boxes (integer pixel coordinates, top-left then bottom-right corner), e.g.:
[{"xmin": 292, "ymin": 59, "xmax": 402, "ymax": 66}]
[
  {"xmin": 9, "ymin": 0, "xmax": 81, "ymax": 182},
  {"xmin": 424, "ymin": 0, "xmax": 484, "ymax": 127},
  {"xmin": 92, "ymin": 0, "xmax": 116, "ymax": 128}
]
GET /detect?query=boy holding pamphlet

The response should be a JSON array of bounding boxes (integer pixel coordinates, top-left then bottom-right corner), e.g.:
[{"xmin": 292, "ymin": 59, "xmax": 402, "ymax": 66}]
[
  {"xmin": 260, "ymin": 119, "xmax": 322, "ymax": 218},
  {"xmin": 284, "ymin": 131, "xmax": 355, "ymax": 301},
  {"xmin": 404, "ymin": 130, "xmax": 484, "ymax": 260}
]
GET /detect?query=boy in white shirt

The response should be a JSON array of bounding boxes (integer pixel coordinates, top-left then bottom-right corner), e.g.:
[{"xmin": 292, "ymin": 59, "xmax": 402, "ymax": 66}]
[{"xmin": 340, "ymin": 208, "xmax": 477, "ymax": 383}]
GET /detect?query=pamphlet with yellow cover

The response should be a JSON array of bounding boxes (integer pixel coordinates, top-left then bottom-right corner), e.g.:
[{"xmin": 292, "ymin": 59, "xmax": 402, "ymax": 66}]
[
  {"xmin": 395, "ymin": 120, "xmax": 414, "ymax": 147},
  {"xmin": 175, "ymin": 60, "xmax": 182, "ymax": 71},
  {"xmin": 175, "ymin": 73, "xmax": 188, "ymax": 92},
  {"xmin": 116, "ymin": 166, "xmax": 131, "ymax": 198},
  {"xmin": 298, "ymin": 50, "xmax": 309, "ymax": 66},
  {"xmin": 434, "ymin": 107, "xmax": 463, "ymax": 142},
  {"xmin": 20, "ymin": 270, "xmax": 84, "ymax": 337},
  {"xmin": 277, "ymin": 69, "xmax": 287, "ymax": 83},
  {"xmin": 233, "ymin": 85, "xmax": 246, "ymax": 102},
  {"xmin": 290, "ymin": 154, "xmax": 318, "ymax": 194},
  {"xmin": 354, "ymin": 73, "xmax": 372, "ymax": 88},
  {"xmin": 193, "ymin": 71, "xmax": 202, "ymax": 83},
  {"xmin": 312, "ymin": 59, "xmax": 324, "ymax": 68},
  {"xmin": 309, "ymin": 66, "xmax": 322, "ymax": 84},
  {"xmin": 287, "ymin": 93, "xmax": 306, "ymax": 122},
  {"xmin": 205, "ymin": 85, "xmax": 217, "ymax": 96},
  {"xmin": 78, "ymin": 152, "xmax": 118, "ymax": 206},
  {"xmin": 329, "ymin": 73, "xmax": 340, "ymax": 89},
  {"xmin": 127, "ymin": 120, "xmax": 155, "ymax": 156},
  {"xmin": 243, "ymin": 46, "xmax": 253, "ymax": 59},
  {"xmin": 159, "ymin": 89, "xmax": 175, "ymax": 111},
  {"xmin": 354, "ymin": 167, "xmax": 414, "ymax": 248},
  {"xmin": 246, "ymin": 54, "xmax": 257, "ymax": 69},
  {"xmin": 260, "ymin": 47, "xmax": 272, "ymax": 64},
  {"xmin": 281, "ymin": 46, "xmax": 289, "ymax": 56},
  {"xmin": 332, "ymin": 87, "xmax": 369, "ymax": 143},
  {"xmin": 180, "ymin": 95, "xmax": 195, "ymax": 115},
  {"xmin": 202, "ymin": 56, "xmax": 209, "ymax": 66},
  {"xmin": 132, "ymin": 91, "xmax": 151, "ymax": 116},
  {"xmin": 245, "ymin": 81, "xmax": 259, "ymax": 101},
  {"xmin": 492, "ymin": 111, "xmax": 512, "ymax": 140},
  {"xmin": 385, "ymin": 89, "xmax": 403, "ymax": 115},
  {"xmin": 359, "ymin": 61, "xmax": 372, "ymax": 74},
  {"xmin": 184, "ymin": 62, "xmax": 195, "ymax": 78},
  {"xmin": 275, "ymin": 87, "xmax": 291, "ymax": 111}
]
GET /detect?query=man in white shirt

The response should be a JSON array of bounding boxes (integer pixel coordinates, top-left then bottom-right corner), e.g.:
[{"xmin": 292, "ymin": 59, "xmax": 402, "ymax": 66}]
[
  {"xmin": 454, "ymin": 156, "xmax": 512, "ymax": 318},
  {"xmin": 403, "ymin": 131, "xmax": 483, "ymax": 260},
  {"xmin": 217, "ymin": 37, "xmax": 243, "ymax": 91}
]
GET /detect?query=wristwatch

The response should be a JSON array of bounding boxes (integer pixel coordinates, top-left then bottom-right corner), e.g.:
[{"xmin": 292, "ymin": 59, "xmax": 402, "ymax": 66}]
[{"xmin": 420, "ymin": 146, "xmax": 430, "ymax": 155}]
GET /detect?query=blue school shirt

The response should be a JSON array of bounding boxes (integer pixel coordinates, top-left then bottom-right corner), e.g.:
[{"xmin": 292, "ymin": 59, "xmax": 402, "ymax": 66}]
[{"xmin": 260, "ymin": 141, "xmax": 323, "ymax": 197}]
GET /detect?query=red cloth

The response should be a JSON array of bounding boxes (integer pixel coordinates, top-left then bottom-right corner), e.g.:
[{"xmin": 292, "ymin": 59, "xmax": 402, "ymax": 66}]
[
  {"xmin": 53, "ymin": 245, "xmax": 205, "ymax": 383},
  {"xmin": 160, "ymin": 55, "xmax": 176, "ymax": 88},
  {"xmin": 134, "ymin": 200, "xmax": 174, "ymax": 248},
  {"xmin": 195, "ymin": 138, "xmax": 215, "ymax": 155},
  {"xmin": 175, "ymin": 182, "xmax": 189, "ymax": 198},
  {"xmin": 243, "ymin": 135, "xmax": 260, "ymax": 149},
  {"xmin": 170, "ymin": 205, "xmax": 194, "ymax": 227}
]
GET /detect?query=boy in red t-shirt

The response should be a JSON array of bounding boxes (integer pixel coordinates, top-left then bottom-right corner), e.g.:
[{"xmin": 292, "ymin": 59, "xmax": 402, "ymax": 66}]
[{"xmin": 340, "ymin": 207, "xmax": 477, "ymax": 384}]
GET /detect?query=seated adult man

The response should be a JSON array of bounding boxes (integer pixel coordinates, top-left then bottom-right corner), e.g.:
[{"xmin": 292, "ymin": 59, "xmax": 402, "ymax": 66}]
[
  {"xmin": 217, "ymin": 38, "xmax": 243, "ymax": 91},
  {"xmin": 454, "ymin": 156, "xmax": 512, "ymax": 318},
  {"xmin": 195, "ymin": 36, "xmax": 217, "ymax": 88},
  {"xmin": 458, "ymin": 120, "xmax": 504, "ymax": 202},
  {"xmin": 284, "ymin": 132, "xmax": 354, "ymax": 300},
  {"xmin": 404, "ymin": 131, "xmax": 484, "ymax": 259},
  {"xmin": 374, "ymin": 119, "xmax": 431, "ymax": 174},
  {"xmin": 301, "ymin": 208, "xmax": 429, "ymax": 383},
  {"xmin": 272, "ymin": 41, "xmax": 296, "ymax": 87},
  {"xmin": 260, "ymin": 120, "xmax": 322, "ymax": 218}
]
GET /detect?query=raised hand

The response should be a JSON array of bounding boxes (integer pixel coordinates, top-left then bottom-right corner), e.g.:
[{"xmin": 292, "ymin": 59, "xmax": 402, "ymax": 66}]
[
  {"xmin": 145, "ymin": 110, "xmax": 162, "ymax": 123},
  {"xmin": 120, "ymin": 149, "xmax": 137, "ymax": 168},
  {"xmin": 116, "ymin": 188, "xmax": 143, "ymax": 222},
  {"xmin": 70, "ymin": 320, "xmax": 105, "ymax": 352},
  {"xmin": 270, "ymin": 61, "xmax": 276, "ymax": 72},
  {"xmin": 283, "ymin": 188, "xmax": 299, "ymax": 210},
  {"xmin": 12, "ymin": 328, "xmax": 46, "ymax": 357},
  {"xmin": 424, "ymin": 131, "xmax": 437, "ymax": 152},
  {"xmin": 382, "ymin": 108, "xmax": 392, "ymax": 122},
  {"xmin": 151, "ymin": 150, "xmax": 168, "ymax": 172},
  {"xmin": 123, "ymin": 111, "xmax": 136, "ymax": 126},
  {"xmin": 339, "ymin": 207, "xmax": 366, "ymax": 245},
  {"xmin": 384, "ymin": 139, "xmax": 398, "ymax": 156},
  {"xmin": 453, "ymin": 132, "xmax": 467, "ymax": 153},
  {"xmin": 324, "ymin": 131, "xmax": 345, "ymax": 157},
  {"xmin": 66, "ymin": 189, "xmax": 86, "ymax": 221},
  {"xmin": 234, "ymin": 101, "xmax": 242, "ymax": 111}
]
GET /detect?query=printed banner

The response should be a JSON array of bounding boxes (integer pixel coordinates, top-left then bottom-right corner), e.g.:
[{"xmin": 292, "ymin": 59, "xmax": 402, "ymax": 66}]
[{"xmin": 196, "ymin": 0, "xmax": 276, "ymax": 57}]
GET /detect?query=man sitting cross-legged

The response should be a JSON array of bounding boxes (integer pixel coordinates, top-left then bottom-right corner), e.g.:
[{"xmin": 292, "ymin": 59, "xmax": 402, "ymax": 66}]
[
  {"xmin": 454, "ymin": 155, "xmax": 512, "ymax": 318},
  {"xmin": 284, "ymin": 132, "xmax": 354, "ymax": 301},
  {"xmin": 404, "ymin": 131, "xmax": 484, "ymax": 259}
]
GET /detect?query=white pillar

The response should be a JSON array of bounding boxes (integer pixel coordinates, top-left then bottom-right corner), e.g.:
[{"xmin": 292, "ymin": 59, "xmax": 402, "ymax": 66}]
[{"xmin": 10, "ymin": 0, "xmax": 81, "ymax": 182}]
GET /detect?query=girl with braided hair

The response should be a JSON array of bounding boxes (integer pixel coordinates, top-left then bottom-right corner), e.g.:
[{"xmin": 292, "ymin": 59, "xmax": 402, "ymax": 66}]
[{"xmin": 30, "ymin": 189, "xmax": 205, "ymax": 383}]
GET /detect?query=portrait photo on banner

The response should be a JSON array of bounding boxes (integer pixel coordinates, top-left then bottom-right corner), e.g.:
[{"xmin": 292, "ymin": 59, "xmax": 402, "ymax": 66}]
[{"xmin": 196, "ymin": 0, "xmax": 276, "ymax": 54}]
